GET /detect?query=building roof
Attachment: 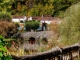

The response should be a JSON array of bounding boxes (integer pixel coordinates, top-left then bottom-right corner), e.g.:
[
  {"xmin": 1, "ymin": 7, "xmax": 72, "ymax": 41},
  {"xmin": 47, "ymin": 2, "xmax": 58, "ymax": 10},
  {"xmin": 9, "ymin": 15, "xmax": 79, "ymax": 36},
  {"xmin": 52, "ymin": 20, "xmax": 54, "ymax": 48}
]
[
  {"xmin": 12, "ymin": 15, "xmax": 61, "ymax": 21},
  {"xmin": 32, "ymin": 16, "xmax": 60, "ymax": 21},
  {"xmin": 38, "ymin": 17, "xmax": 54, "ymax": 21},
  {"xmin": 12, "ymin": 15, "xmax": 26, "ymax": 19},
  {"xmin": 32, "ymin": 16, "xmax": 40, "ymax": 20}
]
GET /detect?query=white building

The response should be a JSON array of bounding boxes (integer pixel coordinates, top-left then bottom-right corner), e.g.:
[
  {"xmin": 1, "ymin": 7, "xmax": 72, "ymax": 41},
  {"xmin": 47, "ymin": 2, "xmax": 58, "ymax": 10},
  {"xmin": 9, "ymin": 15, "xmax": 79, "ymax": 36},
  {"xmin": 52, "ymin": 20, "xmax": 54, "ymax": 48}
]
[
  {"xmin": 27, "ymin": 15, "xmax": 61, "ymax": 25},
  {"xmin": 28, "ymin": 16, "xmax": 32, "ymax": 20},
  {"xmin": 12, "ymin": 16, "xmax": 27, "ymax": 23}
]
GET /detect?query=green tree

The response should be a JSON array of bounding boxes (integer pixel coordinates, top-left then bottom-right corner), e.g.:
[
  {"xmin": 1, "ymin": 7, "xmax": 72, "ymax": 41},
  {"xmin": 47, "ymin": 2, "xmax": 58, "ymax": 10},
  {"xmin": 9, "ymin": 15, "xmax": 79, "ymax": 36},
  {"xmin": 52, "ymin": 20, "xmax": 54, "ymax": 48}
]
[
  {"xmin": 27, "ymin": 2, "xmax": 54, "ymax": 16},
  {"xmin": 25, "ymin": 20, "xmax": 40, "ymax": 31},
  {"xmin": 0, "ymin": 12, "xmax": 11, "ymax": 22},
  {"xmin": 59, "ymin": 2, "xmax": 80, "ymax": 46},
  {"xmin": 27, "ymin": 4, "xmax": 43, "ymax": 16},
  {"xmin": 21, "ymin": 5, "xmax": 28, "ymax": 15},
  {"xmin": 0, "ymin": 0, "xmax": 14, "ymax": 13},
  {"xmin": 42, "ymin": 3, "xmax": 54, "ymax": 15},
  {"xmin": 53, "ymin": 0, "xmax": 80, "ymax": 16}
]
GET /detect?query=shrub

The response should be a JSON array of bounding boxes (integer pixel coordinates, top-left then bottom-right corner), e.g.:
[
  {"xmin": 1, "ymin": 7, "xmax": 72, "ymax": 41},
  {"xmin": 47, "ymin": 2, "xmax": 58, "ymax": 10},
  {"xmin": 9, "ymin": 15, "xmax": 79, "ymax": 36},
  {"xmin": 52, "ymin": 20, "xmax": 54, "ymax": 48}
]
[
  {"xmin": 0, "ymin": 12, "xmax": 11, "ymax": 22},
  {"xmin": 0, "ymin": 21, "xmax": 17, "ymax": 38},
  {"xmin": 0, "ymin": 35, "xmax": 13, "ymax": 60},
  {"xmin": 59, "ymin": 2, "xmax": 80, "ymax": 46},
  {"xmin": 25, "ymin": 20, "xmax": 40, "ymax": 31}
]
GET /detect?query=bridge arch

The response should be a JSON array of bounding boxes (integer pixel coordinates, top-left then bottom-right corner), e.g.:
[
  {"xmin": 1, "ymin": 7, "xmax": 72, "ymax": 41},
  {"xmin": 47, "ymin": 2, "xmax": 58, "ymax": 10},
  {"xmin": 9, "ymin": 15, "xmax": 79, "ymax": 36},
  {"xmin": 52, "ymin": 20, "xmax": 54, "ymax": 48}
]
[{"xmin": 29, "ymin": 37, "xmax": 35, "ymax": 44}]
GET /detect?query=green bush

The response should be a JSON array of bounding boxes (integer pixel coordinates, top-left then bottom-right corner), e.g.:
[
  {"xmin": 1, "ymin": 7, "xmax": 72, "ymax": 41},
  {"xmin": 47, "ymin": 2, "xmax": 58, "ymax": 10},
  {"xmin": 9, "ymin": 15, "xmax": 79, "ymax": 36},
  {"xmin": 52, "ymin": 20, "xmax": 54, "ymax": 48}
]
[
  {"xmin": 0, "ymin": 12, "xmax": 11, "ymax": 22},
  {"xmin": 0, "ymin": 35, "xmax": 13, "ymax": 60},
  {"xmin": 59, "ymin": 2, "xmax": 80, "ymax": 46},
  {"xmin": 25, "ymin": 20, "xmax": 40, "ymax": 31}
]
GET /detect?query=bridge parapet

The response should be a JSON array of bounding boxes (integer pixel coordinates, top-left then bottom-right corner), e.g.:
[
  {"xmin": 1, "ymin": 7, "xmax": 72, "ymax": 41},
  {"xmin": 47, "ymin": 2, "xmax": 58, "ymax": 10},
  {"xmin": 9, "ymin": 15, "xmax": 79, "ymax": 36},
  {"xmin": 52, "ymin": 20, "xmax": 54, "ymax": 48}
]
[{"xmin": 12, "ymin": 43, "xmax": 80, "ymax": 60}]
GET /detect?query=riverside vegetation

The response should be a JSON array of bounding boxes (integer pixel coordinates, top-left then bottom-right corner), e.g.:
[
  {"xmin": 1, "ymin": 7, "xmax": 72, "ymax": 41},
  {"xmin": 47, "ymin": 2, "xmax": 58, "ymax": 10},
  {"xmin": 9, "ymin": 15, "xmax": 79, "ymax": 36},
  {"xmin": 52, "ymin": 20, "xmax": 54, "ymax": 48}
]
[{"xmin": 0, "ymin": 0, "xmax": 80, "ymax": 60}]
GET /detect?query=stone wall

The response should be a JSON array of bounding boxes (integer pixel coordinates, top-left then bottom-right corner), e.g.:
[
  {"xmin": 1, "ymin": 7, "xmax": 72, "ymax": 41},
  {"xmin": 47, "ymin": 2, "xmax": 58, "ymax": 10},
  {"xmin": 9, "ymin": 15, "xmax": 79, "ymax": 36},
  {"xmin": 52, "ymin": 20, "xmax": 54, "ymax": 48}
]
[{"xmin": 20, "ymin": 31, "xmax": 54, "ymax": 40}]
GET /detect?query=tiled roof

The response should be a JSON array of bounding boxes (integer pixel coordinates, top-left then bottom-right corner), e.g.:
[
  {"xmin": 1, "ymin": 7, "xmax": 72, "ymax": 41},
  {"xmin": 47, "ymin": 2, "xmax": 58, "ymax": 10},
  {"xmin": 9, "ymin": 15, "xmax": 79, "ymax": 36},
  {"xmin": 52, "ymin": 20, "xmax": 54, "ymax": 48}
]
[
  {"xmin": 12, "ymin": 15, "xmax": 60, "ymax": 21},
  {"xmin": 12, "ymin": 15, "xmax": 26, "ymax": 19},
  {"xmin": 32, "ymin": 16, "xmax": 59, "ymax": 21},
  {"xmin": 38, "ymin": 17, "xmax": 54, "ymax": 21}
]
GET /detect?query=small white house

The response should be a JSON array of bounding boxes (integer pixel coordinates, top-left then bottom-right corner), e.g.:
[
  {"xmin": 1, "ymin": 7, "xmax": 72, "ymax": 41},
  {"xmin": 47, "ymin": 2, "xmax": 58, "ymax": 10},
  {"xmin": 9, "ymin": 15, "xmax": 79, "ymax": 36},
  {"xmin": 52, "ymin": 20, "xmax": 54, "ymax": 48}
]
[
  {"xmin": 28, "ymin": 16, "xmax": 32, "ymax": 20},
  {"xmin": 12, "ymin": 16, "xmax": 27, "ymax": 23}
]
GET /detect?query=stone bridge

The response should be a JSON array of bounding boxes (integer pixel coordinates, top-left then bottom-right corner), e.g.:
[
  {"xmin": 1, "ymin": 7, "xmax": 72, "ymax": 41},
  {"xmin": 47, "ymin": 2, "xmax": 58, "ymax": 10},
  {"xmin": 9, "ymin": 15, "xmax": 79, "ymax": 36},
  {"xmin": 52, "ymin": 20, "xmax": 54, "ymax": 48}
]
[
  {"xmin": 20, "ymin": 31, "xmax": 54, "ymax": 40},
  {"xmin": 12, "ymin": 43, "xmax": 80, "ymax": 60}
]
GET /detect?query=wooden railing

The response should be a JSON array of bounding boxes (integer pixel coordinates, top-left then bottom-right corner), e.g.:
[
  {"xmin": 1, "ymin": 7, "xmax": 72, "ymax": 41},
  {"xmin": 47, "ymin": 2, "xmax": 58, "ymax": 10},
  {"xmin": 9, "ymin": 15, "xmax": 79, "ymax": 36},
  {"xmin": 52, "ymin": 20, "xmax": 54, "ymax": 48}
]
[{"xmin": 12, "ymin": 44, "xmax": 80, "ymax": 60}]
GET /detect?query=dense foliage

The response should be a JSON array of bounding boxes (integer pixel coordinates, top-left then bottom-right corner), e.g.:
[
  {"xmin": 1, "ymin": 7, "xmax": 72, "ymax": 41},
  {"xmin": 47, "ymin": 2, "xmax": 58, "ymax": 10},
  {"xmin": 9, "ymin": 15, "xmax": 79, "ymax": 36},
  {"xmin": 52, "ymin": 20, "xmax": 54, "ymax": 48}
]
[
  {"xmin": 0, "ymin": 0, "xmax": 13, "ymax": 13},
  {"xmin": 0, "ymin": 12, "xmax": 11, "ymax": 22},
  {"xmin": 59, "ymin": 2, "xmax": 80, "ymax": 46},
  {"xmin": 0, "ymin": 0, "xmax": 80, "ymax": 17},
  {"xmin": 0, "ymin": 36, "xmax": 12, "ymax": 60},
  {"xmin": 53, "ymin": 0, "xmax": 80, "ymax": 17},
  {"xmin": 25, "ymin": 20, "xmax": 40, "ymax": 31}
]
